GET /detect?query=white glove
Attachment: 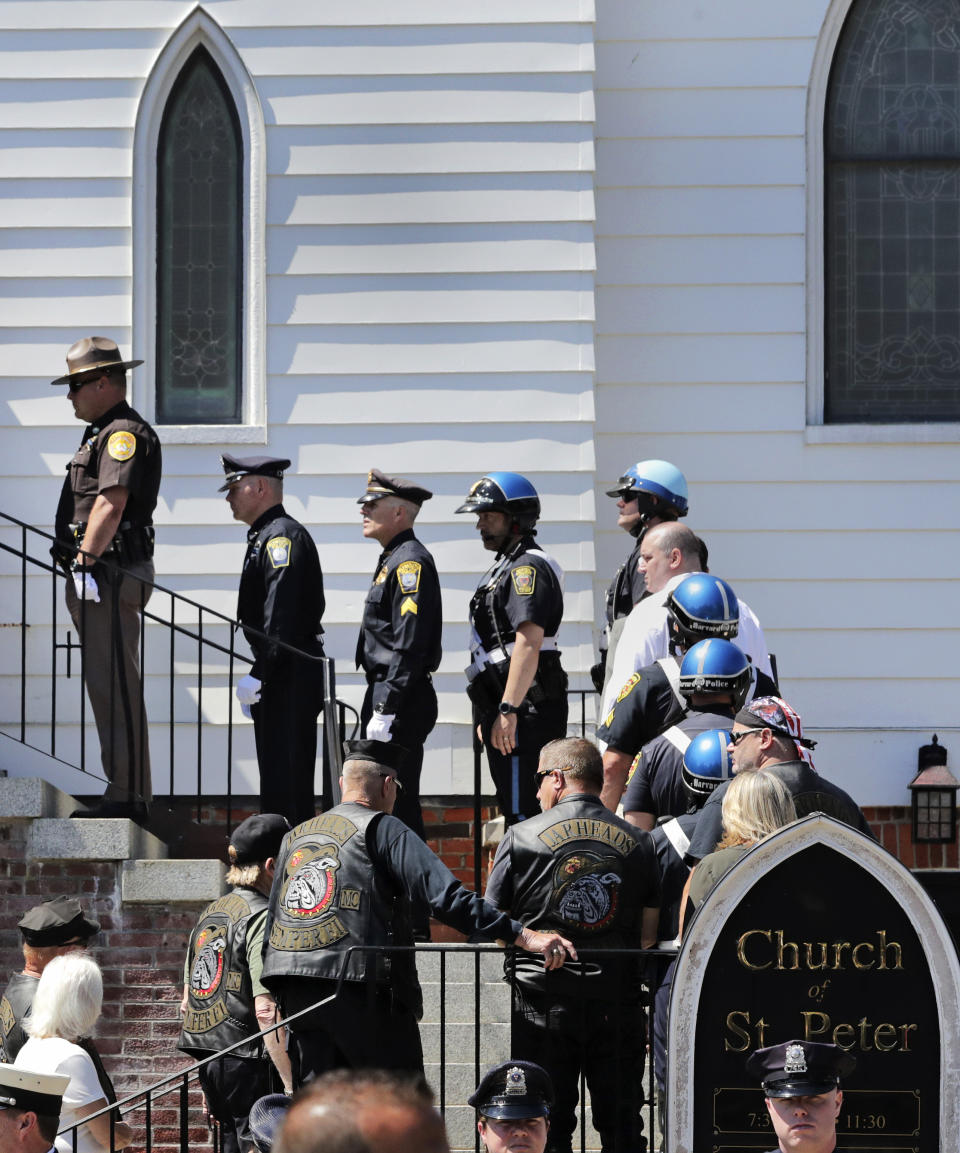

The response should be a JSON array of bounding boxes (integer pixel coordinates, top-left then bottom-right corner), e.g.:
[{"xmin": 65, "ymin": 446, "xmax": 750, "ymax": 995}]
[
  {"xmin": 72, "ymin": 570, "xmax": 100, "ymax": 603},
  {"xmin": 366, "ymin": 712, "xmax": 395, "ymax": 741},
  {"xmin": 236, "ymin": 674, "xmax": 262, "ymax": 706},
  {"xmin": 240, "ymin": 702, "xmax": 253, "ymax": 720}
]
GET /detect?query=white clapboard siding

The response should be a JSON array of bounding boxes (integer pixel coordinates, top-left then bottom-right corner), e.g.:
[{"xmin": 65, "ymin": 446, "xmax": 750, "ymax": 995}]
[
  {"xmin": 593, "ymin": 0, "xmax": 956, "ymax": 810},
  {"xmin": 0, "ymin": 4, "xmax": 597, "ymax": 798},
  {"xmin": 598, "ymin": 187, "xmax": 804, "ymax": 236},
  {"xmin": 271, "ymin": 223, "xmax": 597, "ymax": 276}
]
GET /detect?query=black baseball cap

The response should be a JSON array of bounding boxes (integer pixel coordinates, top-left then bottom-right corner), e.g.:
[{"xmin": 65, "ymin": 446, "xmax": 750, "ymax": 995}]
[{"xmin": 230, "ymin": 814, "xmax": 291, "ymax": 864}]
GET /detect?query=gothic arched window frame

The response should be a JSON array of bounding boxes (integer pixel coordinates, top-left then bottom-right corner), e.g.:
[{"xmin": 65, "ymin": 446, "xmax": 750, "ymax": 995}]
[{"xmin": 132, "ymin": 9, "xmax": 266, "ymax": 442}]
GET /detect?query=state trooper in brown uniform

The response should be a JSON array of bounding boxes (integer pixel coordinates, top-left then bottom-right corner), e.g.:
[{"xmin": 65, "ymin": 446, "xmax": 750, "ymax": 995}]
[
  {"xmin": 355, "ymin": 470, "xmax": 442, "ymax": 839},
  {"xmin": 51, "ymin": 337, "xmax": 162, "ymax": 823}
]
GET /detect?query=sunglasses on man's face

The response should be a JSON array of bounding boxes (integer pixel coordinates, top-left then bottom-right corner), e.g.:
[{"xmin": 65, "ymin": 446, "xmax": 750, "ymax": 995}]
[{"xmin": 68, "ymin": 372, "xmax": 105, "ymax": 394}]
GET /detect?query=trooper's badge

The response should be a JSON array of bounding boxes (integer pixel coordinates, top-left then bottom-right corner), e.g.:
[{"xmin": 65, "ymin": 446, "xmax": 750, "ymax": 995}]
[
  {"xmin": 511, "ymin": 566, "xmax": 536, "ymax": 595},
  {"xmin": 397, "ymin": 560, "xmax": 421, "ymax": 594},
  {"xmin": 190, "ymin": 927, "xmax": 227, "ymax": 998},
  {"xmin": 552, "ymin": 852, "xmax": 623, "ymax": 931},
  {"xmin": 107, "ymin": 431, "xmax": 136, "ymax": 461},
  {"xmin": 282, "ymin": 844, "xmax": 342, "ymax": 919},
  {"xmin": 267, "ymin": 536, "xmax": 291, "ymax": 568}
]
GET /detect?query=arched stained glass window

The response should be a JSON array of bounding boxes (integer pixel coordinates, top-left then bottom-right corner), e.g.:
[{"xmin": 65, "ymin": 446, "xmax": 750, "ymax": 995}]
[
  {"xmin": 156, "ymin": 46, "xmax": 242, "ymax": 424},
  {"xmin": 825, "ymin": 0, "xmax": 960, "ymax": 422}
]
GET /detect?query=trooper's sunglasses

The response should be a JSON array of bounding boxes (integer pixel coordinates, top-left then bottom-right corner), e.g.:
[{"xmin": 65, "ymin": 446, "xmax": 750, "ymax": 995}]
[{"xmin": 68, "ymin": 371, "xmax": 106, "ymax": 393}]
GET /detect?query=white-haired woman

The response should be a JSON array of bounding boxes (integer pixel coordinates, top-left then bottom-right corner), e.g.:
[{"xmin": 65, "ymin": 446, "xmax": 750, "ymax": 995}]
[{"xmin": 14, "ymin": 953, "xmax": 132, "ymax": 1152}]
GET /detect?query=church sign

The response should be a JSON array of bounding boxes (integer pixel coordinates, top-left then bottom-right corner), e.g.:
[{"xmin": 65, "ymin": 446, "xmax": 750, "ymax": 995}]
[{"xmin": 666, "ymin": 815, "xmax": 960, "ymax": 1152}]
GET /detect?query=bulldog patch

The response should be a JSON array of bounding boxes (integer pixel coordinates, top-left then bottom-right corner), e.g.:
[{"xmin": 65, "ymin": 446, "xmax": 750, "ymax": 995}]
[
  {"xmin": 551, "ymin": 852, "xmax": 623, "ymax": 932},
  {"xmin": 266, "ymin": 536, "xmax": 291, "ymax": 568},
  {"xmin": 107, "ymin": 431, "xmax": 136, "ymax": 461},
  {"xmin": 189, "ymin": 925, "xmax": 228, "ymax": 1000}
]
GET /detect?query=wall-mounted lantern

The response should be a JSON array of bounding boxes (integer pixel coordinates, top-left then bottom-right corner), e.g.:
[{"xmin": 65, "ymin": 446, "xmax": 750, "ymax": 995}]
[{"xmin": 908, "ymin": 735, "xmax": 958, "ymax": 845}]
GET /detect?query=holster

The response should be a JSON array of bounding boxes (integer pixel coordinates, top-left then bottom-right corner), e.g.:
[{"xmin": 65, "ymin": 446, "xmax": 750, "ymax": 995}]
[{"xmin": 465, "ymin": 660, "xmax": 507, "ymax": 714}]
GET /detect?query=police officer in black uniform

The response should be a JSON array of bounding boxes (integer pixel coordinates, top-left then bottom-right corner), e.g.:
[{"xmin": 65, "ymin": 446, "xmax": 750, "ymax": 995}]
[
  {"xmin": 456, "ymin": 473, "xmax": 568, "ymax": 825},
  {"xmin": 592, "ymin": 460, "xmax": 689, "ymax": 694},
  {"xmin": 471, "ymin": 1061, "xmax": 554, "ymax": 1153},
  {"xmin": 260, "ymin": 739, "xmax": 576, "ymax": 1088},
  {"xmin": 1, "ymin": 898, "xmax": 100, "ymax": 1063},
  {"xmin": 355, "ymin": 469, "xmax": 442, "ymax": 839},
  {"xmin": 221, "ymin": 454, "xmax": 326, "ymax": 827},
  {"xmin": 179, "ymin": 813, "xmax": 292, "ymax": 1153},
  {"xmin": 52, "ymin": 337, "xmax": 162, "ymax": 822},
  {"xmin": 746, "ymin": 1040, "xmax": 856, "ymax": 1153},
  {"xmin": 485, "ymin": 737, "xmax": 661, "ymax": 1153}
]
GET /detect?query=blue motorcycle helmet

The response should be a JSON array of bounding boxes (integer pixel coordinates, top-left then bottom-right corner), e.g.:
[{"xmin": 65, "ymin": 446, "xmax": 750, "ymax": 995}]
[
  {"xmin": 605, "ymin": 459, "xmax": 689, "ymax": 518},
  {"xmin": 679, "ymin": 638, "xmax": 753, "ymax": 710},
  {"xmin": 667, "ymin": 574, "xmax": 740, "ymax": 653},
  {"xmin": 681, "ymin": 728, "xmax": 735, "ymax": 807},
  {"xmin": 455, "ymin": 472, "xmax": 541, "ymax": 533}
]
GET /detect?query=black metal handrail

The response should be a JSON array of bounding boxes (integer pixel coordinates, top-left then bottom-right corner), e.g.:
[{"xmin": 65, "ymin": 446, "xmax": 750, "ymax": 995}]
[
  {"xmin": 59, "ymin": 942, "xmax": 668, "ymax": 1153},
  {"xmin": 0, "ymin": 513, "xmax": 354, "ymax": 830}
]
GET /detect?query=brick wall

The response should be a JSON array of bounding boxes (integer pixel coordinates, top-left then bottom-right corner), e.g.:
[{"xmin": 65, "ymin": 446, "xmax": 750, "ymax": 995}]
[{"xmin": 862, "ymin": 805, "xmax": 959, "ymax": 870}]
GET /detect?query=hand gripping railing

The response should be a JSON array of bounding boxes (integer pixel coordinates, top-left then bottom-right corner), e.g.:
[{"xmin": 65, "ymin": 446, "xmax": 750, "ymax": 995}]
[
  {"xmin": 0, "ymin": 512, "xmax": 356, "ymax": 829},
  {"xmin": 57, "ymin": 941, "xmax": 669, "ymax": 1153}
]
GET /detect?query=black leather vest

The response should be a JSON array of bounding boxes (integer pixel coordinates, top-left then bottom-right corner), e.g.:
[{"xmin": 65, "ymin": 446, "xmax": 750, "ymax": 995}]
[
  {"xmin": 261, "ymin": 805, "xmax": 420, "ymax": 1016},
  {"xmin": 177, "ymin": 887, "xmax": 269, "ymax": 1058},
  {"xmin": 505, "ymin": 796, "xmax": 653, "ymax": 997},
  {"xmin": 0, "ymin": 971, "xmax": 38, "ymax": 1063}
]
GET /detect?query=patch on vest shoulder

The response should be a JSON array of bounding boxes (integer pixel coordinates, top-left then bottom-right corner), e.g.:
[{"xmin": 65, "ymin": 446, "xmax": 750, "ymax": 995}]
[
  {"xmin": 396, "ymin": 560, "xmax": 421, "ymax": 593},
  {"xmin": 107, "ymin": 430, "xmax": 136, "ymax": 462},
  {"xmin": 511, "ymin": 565, "xmax": 536, "ymax": 595},
  {"xmin": 266, "ymin": 536, "xmax": 292, "ymax": 568},
  {"xmin": 0, "ymin": 995, "xmax": 14, "ymax": 1038},
  {"xmin": 551, "ymin": 852, "xmax": 623, "ymax": 932}
]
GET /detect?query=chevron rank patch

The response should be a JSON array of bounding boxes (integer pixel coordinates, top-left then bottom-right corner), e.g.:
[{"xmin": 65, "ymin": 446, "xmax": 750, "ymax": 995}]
[
  {"xmin": 511, "ymin": 565, "xmax": 536, "ymax": 595},
  {"xmin": 400, "ymin": 596, "xmax": 418, "ymax": 616},
  {"xmin": 107, "ymin": 430, "xmax": 136, "ymax": 461},
  {"xmin": 397, "ymin": 560, "xmax": 421, "ymax": 594},
  {"xmin": 266, "ymin": 536, "xmax": 291, "ymax": 568}
]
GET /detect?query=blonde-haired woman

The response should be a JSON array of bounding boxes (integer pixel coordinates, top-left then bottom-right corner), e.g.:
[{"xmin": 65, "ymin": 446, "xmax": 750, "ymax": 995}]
[
  {"xmin": 680, "ymin": 769, "xmax": 797, "ymax": 934},
  {"xmin": 14, "ymin": 953, "xmax": 132, "ymax": 1152}
]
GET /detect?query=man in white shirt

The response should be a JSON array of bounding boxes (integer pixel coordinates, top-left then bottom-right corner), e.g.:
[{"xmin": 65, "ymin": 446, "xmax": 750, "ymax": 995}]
[{"xmin": 600, "ymin": 523, "xmax": 772, "ymax": 726}]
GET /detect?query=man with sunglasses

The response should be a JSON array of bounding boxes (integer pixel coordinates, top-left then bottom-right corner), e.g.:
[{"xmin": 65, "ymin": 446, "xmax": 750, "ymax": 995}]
[
  {"xmin": 261, "ymin": 739, "xmax": 576, "ymax": 1088},
  {"xmin": 51, "ymin": 336, "xmax": 162, "ymax": 824},
  {"xmin": 485, "ymin": 737, "xmax": 661, "ymax": 1153},
  {"xmin": 685, "ymin": 696, "xmax": 874, "ymax": 863}
]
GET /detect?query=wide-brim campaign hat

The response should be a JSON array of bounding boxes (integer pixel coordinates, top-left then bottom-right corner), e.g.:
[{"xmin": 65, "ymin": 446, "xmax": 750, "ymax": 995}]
[
  {"xmin": 0, "ymin": 1065, "xmax": 70, "ymax": 1115},
  {"xmin": 52, "ymin": 336, "xmax": 143, "ymax": 386}
]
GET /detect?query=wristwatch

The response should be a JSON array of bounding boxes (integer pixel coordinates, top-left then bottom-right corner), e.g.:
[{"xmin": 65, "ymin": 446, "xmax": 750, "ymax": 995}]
[{"xmin": 498, "ymin": 702, "xmax": 519, "ymax": 716}]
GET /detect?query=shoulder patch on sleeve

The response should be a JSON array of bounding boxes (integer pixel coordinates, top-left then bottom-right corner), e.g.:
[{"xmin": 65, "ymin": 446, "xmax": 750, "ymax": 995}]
[
  {"xmin": 266, "ymin": 536, "xmax": 292, "ymax": 568},
  {"xmin": 616, "ymin": 672, "xmax": 641, "ymax": 703},
  {"xmin": 511, "ymin": 565, "xmax": 536, "ymax": 595},
  {"xmin": 396, "ymin": 560, "xmax": 422, "ymax": 594},
  {"xmin": 625, "ymin": 751, "xmax": 642, "ymax": 785},
  {"xmin": 107, "ymin": 430, "xmax": 136, "ymax": 462},
  {"xmin": 400, "ymin": 596, "xmax": 418, "ymax": 617}
]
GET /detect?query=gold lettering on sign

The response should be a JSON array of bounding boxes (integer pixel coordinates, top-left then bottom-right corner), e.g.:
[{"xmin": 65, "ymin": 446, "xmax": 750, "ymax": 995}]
[
  {"xmin": 801, "ymin": 1012, "xmax": 917, "ymax": 1052},
  {"xmin": 735, "ymin": 929, "xmax": 904, "ymax": 972},
  {"xmin": 724, "ymin": 1011, "xmax": 770, "ymax": 1052}
]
